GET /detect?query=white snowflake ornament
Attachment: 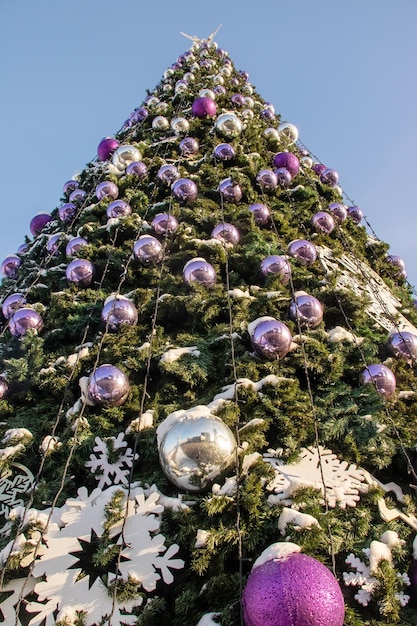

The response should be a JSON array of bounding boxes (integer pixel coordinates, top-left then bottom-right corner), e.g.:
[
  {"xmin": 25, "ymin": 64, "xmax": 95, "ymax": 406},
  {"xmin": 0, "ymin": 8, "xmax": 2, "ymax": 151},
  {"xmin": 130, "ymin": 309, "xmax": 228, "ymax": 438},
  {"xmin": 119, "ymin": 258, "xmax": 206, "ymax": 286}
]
[{"xmin": 85, "ymin": 432, "xmax": 138, "ymax": 488}]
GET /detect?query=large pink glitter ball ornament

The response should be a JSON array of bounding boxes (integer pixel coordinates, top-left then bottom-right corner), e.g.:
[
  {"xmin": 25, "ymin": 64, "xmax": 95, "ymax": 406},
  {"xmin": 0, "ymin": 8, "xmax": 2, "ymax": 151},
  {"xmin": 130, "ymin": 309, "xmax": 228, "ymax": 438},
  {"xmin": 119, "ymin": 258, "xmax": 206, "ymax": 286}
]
[
  {"xmin": 157, "ymin": 164, "xmax": 180, "ymax": 186},
  {"xmin": 2, "ymin": 293, "xmax": 26, "ymax": 319},
  {"xmin": 9, "ymin": 308, "xmax": 44, "ymax": 338},
  {"xmin": 66, "ymin": 259, "xmax": 94, "ymax": 288},
  {"xmin": 249, "ymin": 317, "xmax": 292, "ymax": 360},
  {"xmin": 249, "ymin": 203, "xmax": 270, "ymax": 226},
  {"xmin": 242, "ymin": 549, "xmax": 345, "ymax": 626},
  {"xmin": 388, "ymin": 331, "xmax": 417, "ymax": 361},
  {"xmin": 320, "ymin": 168, "xmax": 339, "ymax": 187},
  {"xmin": 101, "ymin": 296, "xmax": 138, "ymax": 331},
  {"xmin": 328, "ymin": 202, "xmax": 347, "ymax": 222},
  {"xmin": 0, "ymin": 376, "xmax": 8, "ymax": 399},
  {"xmin": 191, "ymin": 96, "xmax": 217, "ymax": 118},
  {"xmin": 347, "ymin": 205, "xmax": 363, "ymax": 224},
  {"xmin": 386, "ymin": 254, "xmax": 407, "ymax": 278},
  {"xmin": 1, "ymin": 255, "xmax": 21, "ymax": 279},
  {"xmin": 133, "ymin": 235, "xmax": 163, "ymax": 265},
  {"xmin": 65, "ymin": 237, "xmax": 88, "ymax": 257},
  {"xmin": 152, "ymin": 213, "xmax": 179, "ymax": 236},
  {"xmin": 272, "ymin": 152, "xmax": 300, "ymax": 178},
  {"xmin": 311, "ymin": 211, "xmax": 335, "ymax": 234},
  {"xmin": 30, "ymin": 213, "xmax": 52, "ymax": 236},
  {"xmin": 63, "ymin": 179, "xmax": 79, "ymax": 195},
  {"xmin": 58, "ymin": 202, "xmax": 77, "ymax": 223},
  {"xmin": 277, "ymin": 122, "xmax": 299, "ymax": 144},
  {"xmin": 126, "ymin": 161, "xmax": 148, "ymax": 180},
  {"xmin": 211, "ymin": 223, "xmax": 240, "ymax": 246},
  {"xmin": 183, "ymin": 258, "xmax": 217, "ymax": 287},
  {"xmin": 46, "ymin": 233, "xmax": 63, "ymax": 256},
  {"xmin": 95, "ymin": 181, "xmax": 119, "ymax": 201},
  {"xmin": 179, "ymin": 137, "xmax": 199, "ymax": 157},
  {"xmin": 256, "ymin": 169, "xmax": 278, "ymax": 193},
  {"xmin": 69, "ymin": 188, "xmax": 87, "ymax": 204},
  {"xmin": 87, "ymin": 364, "xmax": 130, "ymax": 407},
  {"xmin": 106, "ymin": 200, "xmax": 132, "ymax": 219},
  {"xmin": 219, "ymin": 178, "xmax": 242, "ymax": 204},
  {"xmin": 289, "ymin": 292, "xmax": 324, "ymax": 328},
  {"xmin": 287, "ymin": 239, "xmax": 317, "ymax": 265},
  {"xmin": 97, "ymin": 137, "xmax": 119, "ymax": 161},
  {"xmin": 359, "ymin": 363, "xmax": 396, "ymax": 398},
  {"xmin": 215, "ymin": 112, "xmax": 242, "ymax": 138},
  {"xmin": 275, "ymin": 168, "xmax": 293, "ymax": 188},
  {"xmin": 171, "ymin": 178, "xmax": 198, "ymax": 204},
  {"xmin": 214, "ymin": 143, "xmax": 235, "ymax": 161},
  {"xmin": 260, "ymin": 256, "xmax": 291, "ymax": 284}
]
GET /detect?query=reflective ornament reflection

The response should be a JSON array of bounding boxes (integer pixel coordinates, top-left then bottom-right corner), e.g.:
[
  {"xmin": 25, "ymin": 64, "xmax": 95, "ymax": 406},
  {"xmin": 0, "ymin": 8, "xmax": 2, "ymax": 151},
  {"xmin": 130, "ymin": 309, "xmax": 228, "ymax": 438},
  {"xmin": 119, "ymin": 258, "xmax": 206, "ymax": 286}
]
[
  {"xmin": 9, "ymin": 307, "xmax": 44, "ymax": 338},
  {"xmin": 152, "ymin": 213, "xmax": 179, "ymax": 236},
  {"xmin": 191, "ymin": 97, "xmax": 217, "ymax": 118},
  {"xmin": 328, "ymin": 203, "xmax": 347, "ymax": 222},
  {"xmin": 211, "ymin": 223, "xmax": 240, "ymax": 246},
  {"xmin": 275, "ymin": 168, "xmax": 292, "ymax": 188},
  {"xmin": 215, "ymin": 112, "xmax": 242, "ymax": 138},
  {"xmin": 231, "ymin": 93, "xmax": 245, "ymax": 108},
  {"xmin": 287, "ymin": 239, "xmax": 317, "ymax": 265},
  {"xmin": 311, "ymin": 211, "xmax": 335, "ymax": 234},
  {"xmin": 101, "ymin": 296, "xmax": 138, "ymax": 331},
  {"xmin": 152, "ymin": 116, "xmax": 170, "ymax": 131},
  {"xmin": 95, "ymin": 181, "xmax": 119, "ymax": 201},
  {"xmin": 112, "ymin": 145, "xmax": 142, "ymax": 171},
  {"xmin": 272, "ymin": 152, "xmax": 300, "ymax": 177},
  {"xmin": 171, "ymin": 117, "xmax": 190, "ymax": 135},
  {"xmin": 219, "ymin": 178, "xmax": 242, "ymax": 203},
  {"xmin": 277, "ymin": 122, "xmax": 299, "ymax": 144},
  {"xmin": 171, "ymin": 178, "xmax": 198, "ymax": 204},
  {"xmin": 17, "ymin": 243, "xmax": 29, "ymax": 255},
  {"xmin": 214, "ymin": 143, "xmax": 235, "ymax": 161},
  {"xmin": 97, "ymin": 137, "xmax": 119, "ymax": 161},
  {"xmin": 249, "ymin": 317, "xmax": 292, "ymax": 360},
  {"xmin": 347, "ymin": 205, "xmax": 363, "ymax": 225},
  {"xmin": 199, "ymin": 89, "xmax": 215, "ymax": 100},
  {"xmin": 46, "ymin": 233, "xmax": 63, "ymax": 256},
  {"xmin": 87, "ymin": 364, "xmax": 130, "ymax": 407},
  {"xmin": 66, "ymin": 259, "xmax": 94, "ymax": 287},
  {"xmin": 63, "ymin": 179, "xmax": 79, "ymax": 195},
  {"xmin": 30, "ymin": 214, "xmax": 52, "ymax": 236},
  {"xmin": 179, "ymin": 137, "xmax": 199, "ymax": 157},
  {"xmin": 183, "ymin": 258, "xmax": 217, "ymax": 287},
  {"xmin": 157, "ymin": 164, "xmax": 180, "ymax": 185},
  {"xmin": 1, "ymin": 256, "xmax": 21, "ymax": 279},
  {"xmin": 256, "ymin": 169, "xmax": 278, "ymax": 193},
  {"xmin": 320, "ymin": 168, "xmax": 339, "ymax": 187},
  {"xmin": 2, "ymin": 293, "xmax": 26, "ymax": 320},
  {"xmin": 249, "ymin": 203, "xmax": 270, "ymax": 226},
  {"xmin": 59, "ymin": 202, "xmax": 77, "ymax": 223},
  {"xmin": 289, "ymin": 292, "xmax": 324, "ymax": 328},
  {"xmin": 260, "ymin": 256, "xmax": 291, "ymax": 284},
  {"xmin": 69, "ymin": 189, "xmax": 87, "ymax": 204},
  {"xmin": 388, "ymin": 331, "xmax": 417, "ymax": 362},
  {"xmin": 214, "ymin": 84, "xmax": 226, "ymax": 96},
  {"xmin": 264, "ymin": 128, "xmax": 280, "ymax": 145},
  {"xmin": 360, "ymin": 363, "xmax": 396, "ymax": 398},
  {"xmin": 65, "ymin": 237, "xmax": 88, "ymax": 257},
  {"xmin": 126, "ymin": 161, "xmax": 148, "ymax": 180},
  {"xmin": 133, "ymin": 235, "xmax": 163, "ymax": 265},
  {"xmin": 386, "ymin": 255, "xmax": 407, "ymax": 278},
  {"xmin": 106, "ymin": 200, "xmax": 132, "ymax": 219}
]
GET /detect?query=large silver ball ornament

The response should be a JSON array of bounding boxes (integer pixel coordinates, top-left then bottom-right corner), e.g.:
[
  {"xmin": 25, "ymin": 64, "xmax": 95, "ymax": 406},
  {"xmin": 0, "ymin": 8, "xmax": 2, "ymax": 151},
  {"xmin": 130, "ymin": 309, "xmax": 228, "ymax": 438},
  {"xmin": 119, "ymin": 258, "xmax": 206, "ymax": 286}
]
[
  {"xmin": 211, "ymin": 223, "xmax": 240, "ymax": 246},
  {"xmin": 249, "ymin": 317, "xmax": 292, "ymax": 360},
  {"xmin": 183, "ymin": 258, "xmax": 217, "ymax": 287},
  {"xmin": 249, "ymin": 203, "xmax": 271, "ymax": 226},
  {"xmin": 9, "ymin": 307, "xmax": 44, "ymax": 338},
  {"xmin": 101, "ymin": 296, "xmax": 138, "ymax": 331},
  {"xmin": 179, "ymin": 137, "xmax": 199, "ymax": 157},
  {"xmin": 157, "ymin": 406, "xmax": 237, "ymax": 492},
  {"xmin": 289, "ymin": 292, "xmax": 324, "ymax": 328},
  {"xmin": 59, "ymin": 202, "xmax": 77, "ymax": 223},
  {"xmin": 126, "ymin": 161, "xmax": 148, "ymax": 181},
  {"xmin": 152, "ymin": 116, "xmax": 170, "ymax": 131},
  {"xmin": 112, "ymin": 145, "xmax": 142, "ymax": 171},
  {"xmin": 260, "ymin": 256, "xmax": 291, "ymax": 284},
  {"xmin": 171, "ymin": 117, "xmax": 190, "ymax": 135},
  {"xmin": 133, "ymin": 235, "xmax": 163, "ymax": 265},
  {"xmin": 157, "ymin": 164, "xmax": 180, "ymax": 185},
  {"xmin": 171, "ymin": 178, "xmax": 198, "ymax": 204},
  {"xmin": 278, "ymin": 122, "xmax": 299, "ymax": 144},
  {"xmin": 66, "ymin": 259, "xmax": 94, "ymax": 287},
  {"xmin": 264, "ymin": 128, "xmax": 280, "ymax": 145},
  {"xmin": 215, "ymin": 112, "xmax": 242, "ymax": 138},
  {"xmin": 46, "ymin": 233, "xmax": 63, "ymax": 256},
  {"xmin": 328, "ymin": 203, "xmax": 347, "ymax": 222},
  {"xmin": 388, "ymin": 331, "xmax": 417, "ymax": 361},
  {"xmin": 69, "ymin": 189, "xmax": 87, "ymax": 204},
  {"xmin": 87, "ymin": 364, "xmax": 130, "ymax": 407},
  {"xmin": 359, "ymin": 363, "xmax": 396, "ymax": 398}
]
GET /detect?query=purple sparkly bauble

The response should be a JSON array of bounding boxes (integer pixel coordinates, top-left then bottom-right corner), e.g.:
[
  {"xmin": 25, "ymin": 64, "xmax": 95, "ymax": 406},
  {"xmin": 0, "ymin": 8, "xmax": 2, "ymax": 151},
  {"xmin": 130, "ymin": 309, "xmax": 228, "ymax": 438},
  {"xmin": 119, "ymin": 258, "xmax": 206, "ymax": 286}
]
[
  {"xmin": 249, "ymin": 203, "xmax": 270, "ymax": 226},
  {"xmin": 171, "ymin": 178, "xmax": 198, "ymax": 204},
  {"xmin": 311, "ymin": 212, "xmax": 335, "ymax": 234},
  {"xmin": 63, "ymin": 179, "xmax": 79, "ymax": 195},
  {"xmin": 256, "ymin": 169, "xmax": 278, "ymax": 193},
  {"xmin": 9, "ymin": 307, "xmax": 44, "ymax": 338},
  {"xmin": 101, "ymin": 297, "xmax": 138, "ymax": 331},
  {"xmin": 106, "ymin": 200, "xmax": 132, "ymax": 219},
  {"xmin": 250, "ymin": 317, "xmax": 292, "ymax": 360},
  {"xmin": 231, "ymin": 93, "xmax": 245, "ymax": 107},
  {"xmin": 214, "ymin": 143, "xmax": 235, "ymax": 161},
  {"xmin": 289, "ymin": 293, "xmax": 324, "ymax": 328},
  {"xmin": 2, "ymin": 293, "xmax": 26, "ymax": 320},
  {"xmin": 87, "ymin": 364, "xmax": 130, "ymax": 407},
  {"xmin": 66, "ymin": 259, "xmax": 94, "ymax": 287},
  {"xmin": 275, "ymin": 168, "xmax": 293, "ymax": 188},
  {"xmin": 17, "ymin": 243, "xmax": 29, "ymax": 255},
  {"xmin": 30, "ymin": 214, "xmax": 52, "ymax": 236},
  {"xmin": 95, "ymin": 181, "xmax": 119, "ymax": 201},
  {"xmin": 328, "ymin": 203, "xmax": 347, "ymax": 222},
  {"xmin": 272, "ymin": 152, "xmax": 300, "ymax": 178},
  {"xmin": 287, "ymin": 239, "xmax": 317, "ymax": 265},
  {"xmin": 183, "ymin": 258, "xmax": 217, "ymax": 287},
  {"xmin": 211, "ymin": 223, "xmax": 240, "ymax": 246},
  {"xmin": 152, "ymin": 213, "xmax": 179, "ymax": 236},
  {"xmin": 1, "ymin": 255, "xmax": 21, "ymax": 279},
  {"xmin": 360, "ymin": 363, "xmax": 396, "ymax": 398},
  {"xmin": 347, "ymin": 205, "xmax": 363, "ymax": 225},
  {"xmin": 387, "ymin": 331, "xmax": 417, "ymax": 361},
  {"xmin": 59, "ymin": 202, "xmax": 77, "ymax": 223},
  {"xmin": 219, "ymin": 178, "xmax": 242, "ymax": 204},
  {"xmin": 133, "ymin": 235, "xmax": 163, "ymax": 265},
  {"xmin": 46, "ymin": 233, "xmax": 62, "ymax": 256},
  {"xmin": 260, "ymin": 256, "xmax": 291, "ymax": 284},
  {"xmin": 69, "ymin": 188, "xmax": 87, "ymax": 204},
  {"xmin": 313, "ymin": 163, "xmax": 327, "ymax": 176},
  {"xmin": 0, "ymin": 376, "xmax": 8, "ymax": 399},
  {"xmin": 242, "ymin": 553, "xmax": 345, "ymax": 626},
  {"xmin": 126, "ymin": 161, "xmax": 148, "ymax": 180},
  {"xmin": 97, "ymin": 137, "xmax": 120, "ymax": 161},
  {"xmin": 387, "ymin": 255, "xmax": 406, "ymax": 278},
  {"xmin": 179, "ymin": 137, "xmax": 199, "ymax": 157},
  {"xmin": 191, "ymin": 97, "xmax": 217, "ymax": 118},
  {"xmin": 65, "ymin": 237, "xmax": 88, "ymax": 257},
  {"xmin": 157, "ymin": 164, "xmax": 180, "ymax": 185},
  {"xmin": 320, "ymin": 168, "xmax": 339, "ymax": 187}
]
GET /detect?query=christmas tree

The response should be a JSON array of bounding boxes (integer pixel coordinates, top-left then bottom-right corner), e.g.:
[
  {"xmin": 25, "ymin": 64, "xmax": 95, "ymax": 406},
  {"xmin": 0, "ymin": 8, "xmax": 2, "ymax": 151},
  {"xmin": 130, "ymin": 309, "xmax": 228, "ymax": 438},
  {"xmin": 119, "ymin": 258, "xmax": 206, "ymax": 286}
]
[{"xmin": 1, "ymin": 30, "xmax": 417, "ymax": 625}]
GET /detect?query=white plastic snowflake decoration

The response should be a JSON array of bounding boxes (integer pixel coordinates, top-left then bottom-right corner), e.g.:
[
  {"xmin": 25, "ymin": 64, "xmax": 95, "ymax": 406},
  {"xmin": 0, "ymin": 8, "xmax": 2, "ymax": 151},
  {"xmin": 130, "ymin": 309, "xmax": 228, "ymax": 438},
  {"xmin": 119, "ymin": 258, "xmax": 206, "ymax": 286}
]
[
  {"xmin": 85, "ymin": 432, "xmax": 139, "ymax": 489},
  {"xmin": 26, "ymin": 484, "xmax": 184, "ymax": 626},
  {"xmin": 264, "ymin": 446, "xmax": 367, "ymax": 508},
  {"xmin": 0, "ymin": 577, "xmax": 36, "ymax": 626}
]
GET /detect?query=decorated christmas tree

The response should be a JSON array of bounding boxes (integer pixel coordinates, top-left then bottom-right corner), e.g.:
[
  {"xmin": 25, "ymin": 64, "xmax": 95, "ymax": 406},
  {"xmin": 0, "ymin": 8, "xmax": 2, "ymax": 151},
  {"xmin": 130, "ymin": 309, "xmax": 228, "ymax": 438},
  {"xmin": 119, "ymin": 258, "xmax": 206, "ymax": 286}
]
[{"xmin": 2, "ymin": 30, "xmax": 417, "ymax": 625}]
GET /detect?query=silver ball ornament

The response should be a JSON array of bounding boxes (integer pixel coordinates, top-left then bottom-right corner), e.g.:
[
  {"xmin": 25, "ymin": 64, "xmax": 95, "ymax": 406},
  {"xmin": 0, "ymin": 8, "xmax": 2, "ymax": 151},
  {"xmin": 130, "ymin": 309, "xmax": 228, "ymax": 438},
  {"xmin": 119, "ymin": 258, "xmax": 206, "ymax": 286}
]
[
  {"xmin": 214, "ymin": 143, "xmax": 235, "ymax": 161},
  {"xmin": 69, "ymin": 189, "xmax": 87, "ymax": 204},
  {"xmin": 66, "ymin": 259, "xmax": 94, "ymax": 287},
  {"xmin": 320, "ymin": 168, "xmax": 339, "ymax": 187},
  {"xmin": 278, "ymin": 122, "xmax": 299, "ymax": 144},
  {"xmin": 58, "ymin": 203, "xmax": 77, "ymax": 223},
  {"xmin": 1, "ymin": 256, "xmax": 21, "ymax": 279},
  {"xmin": 264, "ymin": 128, "xmax": 280, "ymax": 145},
  {"xmin": 152, "ymin": 213, "xmax": 179, "ymax": 236},
  {"xmin": 359, "ymin": 363, "xmax": 396, "ymax": 398},
  {"xmin": 87, "ymin": 364, "xmax": 130, "ymax": 407},
  {"xmin": 311, "ymin": 211, "xmax": 335, "ymax": 234},
  {"xmin": 171, "ymin": 117, "xmax": 190, "ymax": 135},
  {"xmin": 0, "ymin": 376, "xmax": 8, "ymax": 399},
  {"xmin": 2, "ymin": 293, "xmax": 27, "ymax": 320},
  {"xmin": 152, "ymin": 116, "xmax": 170, "ymax": 131},
  {"xmin": 260, "ymin": 255, "xmax": 291, "ymax": 284},
  {"xmin": 249, "ymin": 203, "xmax": 271, "ymax": 226},
  {"xmin": 211, "ymin": 223, "xmax": 240, "ymax": 246},
  {"xmin": 183, "ymin": 258, "xmax": 217, "ymax": 287},
  {"xmin": 328, "ymin": 203, "xmax": 347, "ymax": 222},
  {"xmin": 388, "ymin": 331, "xmax": 417, "ymax": 361},
  {"xmin": 249, "ymin": 317, "xmax": 292, "ymax": 360},
  {"xmin": 171, "ymin": 178, "xmax": 198, "ymax": 204},
  {"xmin": 215, "ymin": 112, "xmax": 242, "ymax": 138},
  {"xmin": 287, "ymin": 239, "xmax": 317, "ymax": 265},
  {"xmin": 112, "ymin": 145, "xmax": 142, "ymax": 171},
  {"xmin": 106, "ymin": 200, "xmax": 132, "ymax": 219},
  {"xmin": 179, "ymin": 137, "xmax": 199, "ymax": 157},
  {"xmin": 101, "ymin": 296, "xmax": 138, "ymax": 331},
  {"xmin": 219, "ymin": 178, "xmax": 242, "ymax": 204},
  {"xmin": 46, "ymin": 233, "xmax": 63, "ymax": 256},
  {"xmin": 95, "ymin": 181, "xmax": 119, "ymax": 201},
  {"xmin": 256, "ymin": 169, "xmax": 278, "ymax": 193},
  {"xmin": 289, "ymin": 292, "xmax": 324, "ymax": 328},
  {"xmin": 126, "ymin": 161, "xmax": 148, "ymax": 180},
  {"xmin": 65, "ymin": 237, "xmax": 88, "ymax": 257},
  {"xmin": 133, "ymin": 235, "xmax": 163, "ymax": 265},
  {"xmin": 9, "ymin": 307, "xmax": 44, "ymax": 338},
  {"xmin": 347, "ymin": 205, "xmax": 363, "ymax": 225},
  {"xmin": 386, "ymin": 255, "xmax": 407, "ymax": 278},
  {"xmin": 275, "ymin": 168, "xmax": 293, "ymax": 188},
  {"xmin": 157, "ymin": 164, "xmax": 180, "ymax": 185}
]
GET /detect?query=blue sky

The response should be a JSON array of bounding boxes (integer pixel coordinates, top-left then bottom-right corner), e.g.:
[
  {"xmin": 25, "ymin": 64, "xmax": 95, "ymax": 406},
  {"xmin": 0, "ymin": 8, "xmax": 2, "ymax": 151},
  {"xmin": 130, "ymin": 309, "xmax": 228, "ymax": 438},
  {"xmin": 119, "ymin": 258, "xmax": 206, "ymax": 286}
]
[{"xmin": 1, "ymin": 0, "xmax": 417, "ymax": 288}]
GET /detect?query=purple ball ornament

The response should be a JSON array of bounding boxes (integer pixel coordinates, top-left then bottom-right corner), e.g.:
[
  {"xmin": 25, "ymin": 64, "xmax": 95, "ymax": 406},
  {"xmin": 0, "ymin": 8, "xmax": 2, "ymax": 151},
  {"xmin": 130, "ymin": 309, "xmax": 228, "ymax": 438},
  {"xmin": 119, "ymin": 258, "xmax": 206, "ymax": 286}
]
[
  {"xmin": 328, "ymin": 202, "xmax": 347, "ymax": 222},
  {"xmin": 320, "ymin": 168, "xmax": 339, "ymax": 187},
  {"xmin": 359, "ymin": 363, "xmax": 396, "ymax": 398},
  {"xmin": 213, "ymin": 84, "xmax": 226, "ymax": 96},
  {"xmin": 66, "ymin": 259, "xmax": 94, "ymax": 288},
  {"xmin": 2, "ymin": 293, "xmax": 27, "ymax": 319},
  {"xmin": 152, "ymin": 213, "xmax": 179, "ymax": 236},
  {"xmin": 191, "ymin": 97, "xmax": 217, "ymax": 118},
  {"xmin": 313, "ymin": 163, "xmax": 327, "ymax": 176},
  {"xmin": 58, "ymin": 203, "xmax": 77, "ymax": 224},
  {"xmin": 211, "ymin": 223, "xmax": 240, "ymax": 246},
  {"xmin": 260, "ymin": 256, "xmax": 291, "ymax": 284},
  {"xmin": 63, "ymin": 179, "xmax": 79, "ymax": 195},
  {"xmin": 126, "ymin": 161, "xmax": 148, "ymax": 181},
  {"xmin": 97, "ymin": 137, "xmax": 120, "ymax": 161},
  {"xmin": 183, "ymin": 258, "xmax": 217, "ymax": 287},
  {"xmin": 311, "ymin": 211, "xmax": 335, "ymax": 234},
  {"xmin": 123, "ymin": 107, "xmax": 148, "ymax": 128},
  {"xmin": 171, "ymin": 178, "xmax": 198, "ymax": 204},
  {"xmin": 231, "ymin": 93, "xmax": 245, "ymax": 108},
  {"xmin": 0, "ymin": 376, "xmax": 8, "ymax": 399},
  {"xmin": 46, "ymin": 233, "xmax": 63, "ymax": 256},
  {"xmin": 9, "ymin": 307, "xmax": 44, "ymax": 338},
  {"xmin": 101, "ymin": 296, "xmax": 138, "ymax": 331},
  {"xmin": 69, "ymin": 188, "xmax": 87, "ymax": 204},
  {"xmin": 386, "ymin": 255, "xmax": 407, "ymax": 278},
  {"xmin": 179, "ymin": 137, "xmax": 199, "ymax": 157},
  {"xmin": 1, "ymin": 255, "xmax": 21, "ymax": 279},
  {"xmin": 388, "ymin": 331, "xmax": 417, "ymax": 362},
  {"xmin": 287, "ymin": 239, "xmax": 317, "ymax": 265},
  {"xmin": 260, "ymin": 109, "xmax": 275, "ymax": 122},
  {"xmin": 347, "ymin": 205, "xmax": 363, "ymax": 225},
  {"xmin": 65, "ymin": 237, "xmax": 88, "ymax": 257},
  {"xmin": 17, "ymin": 243, "xmax": 29, "ymax": 255},
  {"xmin": 106, "ymin": 200, "xmax": 132, "ymax": 219},
  {"xmin": 272, "ymin": 152, "xmax": 300, "ymax": 178},
  {"xmin": 133, "ymin": 235, "xmax": 163, "ymax": 265},
  {"xmin": 157, "ymin": 164, "xmax": 180, "ymax": 186},
  {"xmin": 275, "ymin": 168, "xmax": 293, "ymax": 188},
  {"xmin": 249, "ymin": 203, "xmax": 271, "ymax": 226},
  {"xmin": 289, "ymin": 292, "xmax": 324, "ymax": 328},
  {"xmin": 242, "ymin": 549, "xmax": 345, "ymax": 626},
  {"xmin": 87, "ymin": 364, "xmax": 130, "ymax": 407},
  {"xmin": 219, "ymin": 178, "xmax": 242, "ymax": 204},
  {"xmin": 249, "ymin": 317, "xmax": 293, "ymax": 360},
  {"xmin": 30, "ymin": 213, "xmax": 52, "ymax": 236},
  {"xmin": 213, "ymin": 143, "xmax": 235, "ymax": 161},
  {"xmin": 256, "ymin": 169, "xmax": 278, "ymax": 193},
  {"xmin": 95, "ymin": 181, "xmax": 119, "ymax": 201}
]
